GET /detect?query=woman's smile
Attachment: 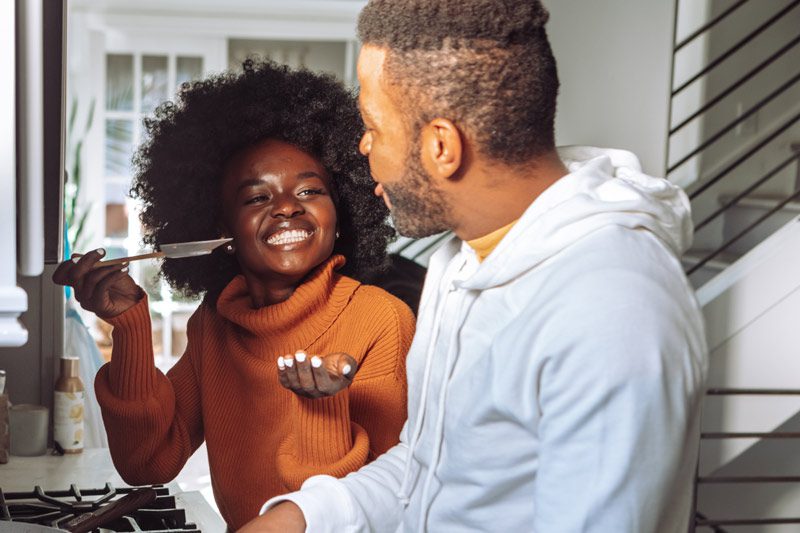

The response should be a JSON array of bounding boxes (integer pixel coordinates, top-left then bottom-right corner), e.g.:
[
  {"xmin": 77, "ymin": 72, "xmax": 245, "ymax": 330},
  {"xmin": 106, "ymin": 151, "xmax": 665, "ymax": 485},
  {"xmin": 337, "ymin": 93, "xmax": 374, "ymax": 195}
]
[{"xmin": 266, "ymin": 228, "xmax": 316, "ymax": 247}]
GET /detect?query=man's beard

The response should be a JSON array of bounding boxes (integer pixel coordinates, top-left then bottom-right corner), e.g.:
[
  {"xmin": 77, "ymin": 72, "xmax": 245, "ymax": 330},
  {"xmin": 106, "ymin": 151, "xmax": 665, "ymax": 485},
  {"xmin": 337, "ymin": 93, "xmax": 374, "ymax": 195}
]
[{"xmin": 383, "ymin": 151, "xmax": 455, "ymax": 239}]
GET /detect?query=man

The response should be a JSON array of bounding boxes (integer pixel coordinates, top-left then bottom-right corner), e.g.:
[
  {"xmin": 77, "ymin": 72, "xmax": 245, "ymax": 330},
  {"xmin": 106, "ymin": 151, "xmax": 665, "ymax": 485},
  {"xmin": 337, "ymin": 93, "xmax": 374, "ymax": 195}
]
[{"xmin": 240, "ymin": 0, "xmax": 707, "ymax": 531}]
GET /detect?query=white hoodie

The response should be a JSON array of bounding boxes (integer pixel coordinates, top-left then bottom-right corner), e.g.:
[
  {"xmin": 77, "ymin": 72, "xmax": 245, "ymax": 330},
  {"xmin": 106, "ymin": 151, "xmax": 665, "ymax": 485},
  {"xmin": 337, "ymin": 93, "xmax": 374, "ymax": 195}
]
[{"xmin": 262, "ymin": 146, "xmax": 708, "ymax": 532}]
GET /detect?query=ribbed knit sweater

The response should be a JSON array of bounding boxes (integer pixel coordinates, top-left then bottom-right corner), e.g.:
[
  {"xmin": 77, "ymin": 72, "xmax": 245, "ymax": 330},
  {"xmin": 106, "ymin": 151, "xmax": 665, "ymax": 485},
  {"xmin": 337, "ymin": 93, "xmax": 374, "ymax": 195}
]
[{"xmin": 94, "ymin": 255, "xmax": 415, "ymax": 530}]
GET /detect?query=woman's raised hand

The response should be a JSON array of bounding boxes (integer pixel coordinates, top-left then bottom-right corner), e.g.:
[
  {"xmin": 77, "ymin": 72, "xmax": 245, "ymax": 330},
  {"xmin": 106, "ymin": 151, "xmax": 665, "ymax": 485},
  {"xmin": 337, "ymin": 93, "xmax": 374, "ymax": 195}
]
[
  {"xmin": 52, "ymin": 248, "xmax": 145, "ymax": 319},
  {"xmin": 277, "ymin": 351, "xmax": 357, "ymax": 398}
]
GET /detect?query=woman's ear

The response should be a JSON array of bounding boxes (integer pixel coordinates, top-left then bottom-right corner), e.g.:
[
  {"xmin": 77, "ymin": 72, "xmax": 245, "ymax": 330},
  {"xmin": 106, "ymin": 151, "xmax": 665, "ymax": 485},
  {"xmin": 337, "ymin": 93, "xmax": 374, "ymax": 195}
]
[
  {"xmin": 217, "ymin": 225, "xmax": 234, "ymax": 250},
  {"xmin": 420, "ymin": 118, "xmax": 463, "ymax": 184}
]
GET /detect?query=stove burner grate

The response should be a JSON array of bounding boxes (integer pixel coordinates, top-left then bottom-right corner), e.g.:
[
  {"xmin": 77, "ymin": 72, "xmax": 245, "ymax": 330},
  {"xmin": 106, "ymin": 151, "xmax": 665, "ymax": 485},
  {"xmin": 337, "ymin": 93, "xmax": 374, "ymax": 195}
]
[{"xmin": 0, "ymin": 484, "xmax": 201, "ymax": 532}]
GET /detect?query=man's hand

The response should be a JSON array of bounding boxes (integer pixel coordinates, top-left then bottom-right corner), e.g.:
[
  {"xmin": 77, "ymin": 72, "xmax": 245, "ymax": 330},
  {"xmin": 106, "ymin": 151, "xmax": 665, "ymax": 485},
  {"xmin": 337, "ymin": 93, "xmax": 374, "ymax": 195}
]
[
  {"xmin": 237, "ymin": 502, "xmax": 306, "ymax": 532},
  {"xmin": 278, "ymin": 351, "xmax": 357, "ymax": 398}
]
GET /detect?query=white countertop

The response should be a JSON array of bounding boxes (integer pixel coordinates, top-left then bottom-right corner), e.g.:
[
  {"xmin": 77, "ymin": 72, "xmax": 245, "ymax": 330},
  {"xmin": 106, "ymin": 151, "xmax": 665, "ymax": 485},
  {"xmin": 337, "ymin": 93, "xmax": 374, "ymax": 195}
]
[
  {"xmin": 0, "ymin": 448, "xmax": 226, "ymax": 532},
  {"xmin": 0, "ymin": 448, "xmax": 126, "ymax": 491}
]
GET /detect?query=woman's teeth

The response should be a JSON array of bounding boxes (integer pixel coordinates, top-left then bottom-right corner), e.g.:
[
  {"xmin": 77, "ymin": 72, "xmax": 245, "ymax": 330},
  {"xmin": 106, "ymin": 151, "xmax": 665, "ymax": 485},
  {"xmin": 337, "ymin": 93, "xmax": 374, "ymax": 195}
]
[{"xmin": 267, "ymin": 229, "xmax": 313, "ymax": 245}]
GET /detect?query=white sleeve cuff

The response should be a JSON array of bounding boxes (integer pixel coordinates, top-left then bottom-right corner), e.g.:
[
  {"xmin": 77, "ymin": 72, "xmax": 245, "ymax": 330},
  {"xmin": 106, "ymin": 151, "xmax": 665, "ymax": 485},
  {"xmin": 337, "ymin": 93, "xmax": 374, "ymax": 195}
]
[{"xmin": 260, "ymin": 475, "xmax": 360, "ymax": 533}]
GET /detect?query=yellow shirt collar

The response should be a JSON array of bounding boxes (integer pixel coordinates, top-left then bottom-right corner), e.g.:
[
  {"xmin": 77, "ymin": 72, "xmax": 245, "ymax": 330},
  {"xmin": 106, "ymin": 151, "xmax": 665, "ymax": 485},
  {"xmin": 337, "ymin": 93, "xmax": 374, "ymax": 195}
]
[{"xmin": 466, "ymin": 219, "xmax": 519, "ymax": 262}]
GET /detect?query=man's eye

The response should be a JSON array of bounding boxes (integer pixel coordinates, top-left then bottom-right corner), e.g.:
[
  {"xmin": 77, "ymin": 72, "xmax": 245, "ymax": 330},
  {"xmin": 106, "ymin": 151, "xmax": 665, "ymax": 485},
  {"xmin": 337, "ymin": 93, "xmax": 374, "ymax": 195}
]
[{"xmin": 298, "ymin": 188, "xmax": 325, "ymax": 197}]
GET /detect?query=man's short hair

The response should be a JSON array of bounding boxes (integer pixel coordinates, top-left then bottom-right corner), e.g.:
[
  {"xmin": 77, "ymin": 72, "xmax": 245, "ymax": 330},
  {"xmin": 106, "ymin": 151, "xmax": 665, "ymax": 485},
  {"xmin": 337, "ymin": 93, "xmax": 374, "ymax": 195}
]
[{"xmin": 358, "ymin": 0, "xmax": 559, "ymax": 165}]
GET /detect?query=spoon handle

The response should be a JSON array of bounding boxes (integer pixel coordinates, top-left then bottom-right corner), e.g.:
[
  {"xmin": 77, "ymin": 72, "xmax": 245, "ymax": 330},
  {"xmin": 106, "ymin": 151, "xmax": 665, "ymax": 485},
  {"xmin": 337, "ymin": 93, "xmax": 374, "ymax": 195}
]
[{"xmin": 93, "ymin": 251, "xmax": 165, "ymax": 267}]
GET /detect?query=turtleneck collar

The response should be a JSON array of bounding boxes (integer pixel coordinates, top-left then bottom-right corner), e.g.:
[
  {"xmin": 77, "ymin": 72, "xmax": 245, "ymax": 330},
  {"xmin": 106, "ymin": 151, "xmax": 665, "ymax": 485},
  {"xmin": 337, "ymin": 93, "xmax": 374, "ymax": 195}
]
[{"xmin": 215, "ymin": 255, "xmax": 360, "ymax": 354}]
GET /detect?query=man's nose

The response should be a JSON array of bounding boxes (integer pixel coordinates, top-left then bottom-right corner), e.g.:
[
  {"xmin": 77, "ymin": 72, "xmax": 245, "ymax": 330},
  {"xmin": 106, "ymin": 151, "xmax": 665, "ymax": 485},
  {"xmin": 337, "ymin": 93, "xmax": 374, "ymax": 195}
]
[{"xmin": 271, "ymin": 194, "xmax": 304, "ymax": 218}]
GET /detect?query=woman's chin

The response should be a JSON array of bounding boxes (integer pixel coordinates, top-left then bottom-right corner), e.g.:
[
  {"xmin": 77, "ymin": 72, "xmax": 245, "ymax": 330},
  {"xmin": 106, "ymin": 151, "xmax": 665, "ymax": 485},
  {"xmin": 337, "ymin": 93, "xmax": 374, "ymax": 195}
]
[{"xmin": 261, "ymin": 255, "xmax": 329, "ymax": 280}]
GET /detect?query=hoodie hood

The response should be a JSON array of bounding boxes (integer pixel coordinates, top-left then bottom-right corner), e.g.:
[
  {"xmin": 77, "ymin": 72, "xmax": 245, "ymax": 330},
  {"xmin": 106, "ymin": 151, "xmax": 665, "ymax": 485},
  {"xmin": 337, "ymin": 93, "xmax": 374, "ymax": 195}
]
[{"xmin": 459, "ymin": 146, "xmax": 693, "ymax": 291}]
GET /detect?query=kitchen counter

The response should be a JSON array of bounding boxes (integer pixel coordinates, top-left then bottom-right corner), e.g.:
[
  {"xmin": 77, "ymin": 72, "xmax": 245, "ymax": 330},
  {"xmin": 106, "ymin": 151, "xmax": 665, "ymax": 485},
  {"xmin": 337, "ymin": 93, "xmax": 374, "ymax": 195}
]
[
  {"xmin": 0, "ymin": 448, "xmax": 226, "ymax": 532},
  {"xmin": 0, "ymin": 448, "xmax": 125, "ymax": 491}
]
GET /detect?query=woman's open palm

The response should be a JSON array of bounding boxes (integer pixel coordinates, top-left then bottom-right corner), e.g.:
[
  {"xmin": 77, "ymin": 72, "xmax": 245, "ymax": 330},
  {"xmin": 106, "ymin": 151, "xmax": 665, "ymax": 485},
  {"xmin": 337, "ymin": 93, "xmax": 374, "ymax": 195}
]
[{"xmin": 277, "ymin": 351, "xmax": 357, "ymax": 398}]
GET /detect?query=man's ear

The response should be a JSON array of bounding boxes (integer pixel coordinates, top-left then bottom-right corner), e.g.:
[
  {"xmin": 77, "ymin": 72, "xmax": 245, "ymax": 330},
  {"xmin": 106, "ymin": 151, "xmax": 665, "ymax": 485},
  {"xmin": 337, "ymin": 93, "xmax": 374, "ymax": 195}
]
[{"xmin": 420, "ymin": 118, "xmax": 463, "ymax": 183}]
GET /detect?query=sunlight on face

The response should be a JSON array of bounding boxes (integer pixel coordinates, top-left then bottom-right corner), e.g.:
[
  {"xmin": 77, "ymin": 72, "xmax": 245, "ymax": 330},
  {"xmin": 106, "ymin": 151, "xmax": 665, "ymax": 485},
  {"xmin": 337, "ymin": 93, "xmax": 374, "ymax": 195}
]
[{"xmin": 356, "ymin": 46, "xmax": 453, "ymax": 238}]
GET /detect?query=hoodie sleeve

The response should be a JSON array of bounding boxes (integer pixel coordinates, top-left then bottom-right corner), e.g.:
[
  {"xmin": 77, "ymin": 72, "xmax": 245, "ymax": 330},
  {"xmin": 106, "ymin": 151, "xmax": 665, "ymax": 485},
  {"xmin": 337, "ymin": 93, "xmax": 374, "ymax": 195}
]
[{"xmin": 531, "ymin": 264, "xmax": 706, "ymax": 532}]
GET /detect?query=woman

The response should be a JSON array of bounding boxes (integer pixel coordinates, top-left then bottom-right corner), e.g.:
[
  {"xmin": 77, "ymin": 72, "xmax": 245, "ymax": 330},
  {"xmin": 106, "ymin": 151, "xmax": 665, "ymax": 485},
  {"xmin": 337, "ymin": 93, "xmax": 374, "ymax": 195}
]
[{"xmin": 53, "ymin": 60, "xmax": 414, "ymax": 530}]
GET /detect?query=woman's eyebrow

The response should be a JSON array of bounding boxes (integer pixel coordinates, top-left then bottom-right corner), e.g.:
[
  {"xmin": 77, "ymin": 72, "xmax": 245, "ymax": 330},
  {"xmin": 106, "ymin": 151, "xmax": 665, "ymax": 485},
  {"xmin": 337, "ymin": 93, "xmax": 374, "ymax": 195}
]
[
  {"xmin": 296, "ymin": 171, "xmax": 325, "ymax": 180},
  {"xmin": 236, "ymin": 178, "xmax": 267, "ymax": 191},
  {"xmin": 236, "ymin": 172, "xmax": 323, "ymax": 191}
]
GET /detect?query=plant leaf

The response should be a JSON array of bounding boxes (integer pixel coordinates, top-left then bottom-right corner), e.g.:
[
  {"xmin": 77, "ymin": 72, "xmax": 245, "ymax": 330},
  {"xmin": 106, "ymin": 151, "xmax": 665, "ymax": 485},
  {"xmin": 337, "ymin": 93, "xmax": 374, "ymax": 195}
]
[{"xmin": 68, "ymin": 99, "xmax": 78, "ymax": 137}]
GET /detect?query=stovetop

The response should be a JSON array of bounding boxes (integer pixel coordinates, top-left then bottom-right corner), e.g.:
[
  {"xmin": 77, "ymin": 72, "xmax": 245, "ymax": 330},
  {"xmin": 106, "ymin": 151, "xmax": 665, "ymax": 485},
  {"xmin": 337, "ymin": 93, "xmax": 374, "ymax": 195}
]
[{"xmin": 0, "ymin": 484, "xmax": 200, "ymax": 532}]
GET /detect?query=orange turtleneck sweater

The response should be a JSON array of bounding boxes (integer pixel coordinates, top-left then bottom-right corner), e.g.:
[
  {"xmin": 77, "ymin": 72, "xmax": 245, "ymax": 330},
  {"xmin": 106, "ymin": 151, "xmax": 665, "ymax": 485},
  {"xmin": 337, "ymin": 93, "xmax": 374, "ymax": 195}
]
[{"xmin": 94, "ymin": 255, "xmax": 415, "ymax": 530}]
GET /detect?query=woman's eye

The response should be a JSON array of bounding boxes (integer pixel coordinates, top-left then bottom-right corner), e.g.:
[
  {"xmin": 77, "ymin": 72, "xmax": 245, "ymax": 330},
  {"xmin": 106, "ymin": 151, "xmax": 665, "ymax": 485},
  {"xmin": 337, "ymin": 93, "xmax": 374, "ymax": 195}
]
[
  {"xmin": 298, "ymin": 188, "xmax": 325, "ymax": 197},
  {"xmin": 245, "ymin": 194, "xmax": 268, "ymax": 205}
]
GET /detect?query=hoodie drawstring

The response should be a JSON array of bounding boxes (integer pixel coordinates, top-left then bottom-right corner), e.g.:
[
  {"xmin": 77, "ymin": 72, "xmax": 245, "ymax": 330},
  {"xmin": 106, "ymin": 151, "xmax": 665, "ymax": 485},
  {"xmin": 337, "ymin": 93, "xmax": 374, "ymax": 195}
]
[
  {"xmin": 396, "ymin": 280, "xmax": 449, "ymax": 506},
  {"xmin": 396, "ymin": 313, "xmax": 440, "ymax": 505},
  {"xmin": 416, "ymin": 291, "xmax": 475, "ymax": 532},
  {"xmin": 397, "ymin": 258, "xmax": 467, "ymax": 508}
]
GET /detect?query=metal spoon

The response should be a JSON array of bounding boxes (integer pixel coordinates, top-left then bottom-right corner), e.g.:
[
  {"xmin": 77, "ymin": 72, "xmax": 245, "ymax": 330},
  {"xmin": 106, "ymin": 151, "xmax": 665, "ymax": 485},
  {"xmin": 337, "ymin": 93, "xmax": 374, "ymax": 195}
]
[{"xmin": 89, "ymin": 238, "xmax": 232, "ymax": 267}]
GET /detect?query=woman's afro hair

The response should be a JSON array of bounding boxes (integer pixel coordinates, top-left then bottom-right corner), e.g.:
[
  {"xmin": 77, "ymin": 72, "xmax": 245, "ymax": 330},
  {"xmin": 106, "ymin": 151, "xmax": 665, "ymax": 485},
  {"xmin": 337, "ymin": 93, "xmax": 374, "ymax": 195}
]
[{"xmin": 131, "ymin": 59, "xmax": 394, "ymax": 303}]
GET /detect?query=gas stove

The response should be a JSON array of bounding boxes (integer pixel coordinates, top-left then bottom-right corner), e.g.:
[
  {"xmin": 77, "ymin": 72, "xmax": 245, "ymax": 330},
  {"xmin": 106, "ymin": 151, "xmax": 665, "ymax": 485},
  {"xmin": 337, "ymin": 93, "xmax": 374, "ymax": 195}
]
[
  {"xmin": 0, "ymin": 448, "xmax": 224, "ymax": 532},
  {"xmin": 0, "ymin": 484, "xmax": 200, "ymax": 532}
]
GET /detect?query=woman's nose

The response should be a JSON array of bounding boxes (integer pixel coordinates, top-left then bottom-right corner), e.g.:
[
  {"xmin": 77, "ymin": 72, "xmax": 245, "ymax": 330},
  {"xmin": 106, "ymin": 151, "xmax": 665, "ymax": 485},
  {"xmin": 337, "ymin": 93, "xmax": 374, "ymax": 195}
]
[{"xmin": 271, "ymin": 194, "xmax": 304, "ymax": 218}]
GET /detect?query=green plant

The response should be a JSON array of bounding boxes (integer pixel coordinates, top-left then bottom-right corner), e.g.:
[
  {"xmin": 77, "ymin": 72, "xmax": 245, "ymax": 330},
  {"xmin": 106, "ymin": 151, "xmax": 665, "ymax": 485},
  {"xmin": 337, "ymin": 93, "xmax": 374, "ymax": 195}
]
[{"xmin": 65, "ymin": 98, "xmax": 96, "ymax": 252}]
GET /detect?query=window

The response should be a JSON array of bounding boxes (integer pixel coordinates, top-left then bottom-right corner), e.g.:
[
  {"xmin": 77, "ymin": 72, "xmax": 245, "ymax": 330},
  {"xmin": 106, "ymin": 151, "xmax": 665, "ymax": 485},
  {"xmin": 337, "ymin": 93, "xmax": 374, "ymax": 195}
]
[{"xmin": 98, "ymin": 46, "xmax": 214, "ymax": 367}]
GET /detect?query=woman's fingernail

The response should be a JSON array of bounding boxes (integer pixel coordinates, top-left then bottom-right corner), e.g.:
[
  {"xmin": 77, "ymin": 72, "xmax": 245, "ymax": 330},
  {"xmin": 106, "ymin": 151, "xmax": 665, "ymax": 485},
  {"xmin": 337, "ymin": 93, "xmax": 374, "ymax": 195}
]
[
  {"xmin": 97, "ymin": 248, "xmax": 106, "ymax": 256},
  {"xmin": 121, "ymin": 266, "xmax": 129, "ymax": 273},
  {"xmin": 342, "ymin": 364, "xmax": 352, "ymax": 375},
  {"xmin": 71, "ymin": 255, "xmax": 81, "ymax": 263},
  {"xmin": 284, "ymin": 357, "xmax": 294, "ymax": 368},
  {"xmin": 295, "ymin": 351, "xmax": 306, "ymax": 363},
  {"xmin": 277, "ymin": 357, "xmax": 285, "ymax": 370},
  {"xmin": 311, "ymin": 356, "xmax": 322, "ymax": 368}
]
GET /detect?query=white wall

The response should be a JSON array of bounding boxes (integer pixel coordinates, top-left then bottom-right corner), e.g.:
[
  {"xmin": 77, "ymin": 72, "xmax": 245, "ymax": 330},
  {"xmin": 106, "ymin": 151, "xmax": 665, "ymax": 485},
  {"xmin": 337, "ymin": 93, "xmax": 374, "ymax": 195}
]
[
  {"xmin": 228, "ymin": 39, "xmax": 348, "ymax": 80},
  {"xmin": 544, "ymin": 0, "xmax": 675, "ymax": 177}
]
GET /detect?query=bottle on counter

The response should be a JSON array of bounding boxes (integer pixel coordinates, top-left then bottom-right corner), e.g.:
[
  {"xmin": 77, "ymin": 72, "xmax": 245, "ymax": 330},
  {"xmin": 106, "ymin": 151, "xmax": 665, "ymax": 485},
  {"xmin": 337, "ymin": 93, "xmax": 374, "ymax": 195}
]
[
  {"xmin": 54, "ymin": 357, "xmax": 85, "ymax": 454},
  {"xmin": 0, "ymin": 369, "xmax": 8, "ymax": 463}
]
